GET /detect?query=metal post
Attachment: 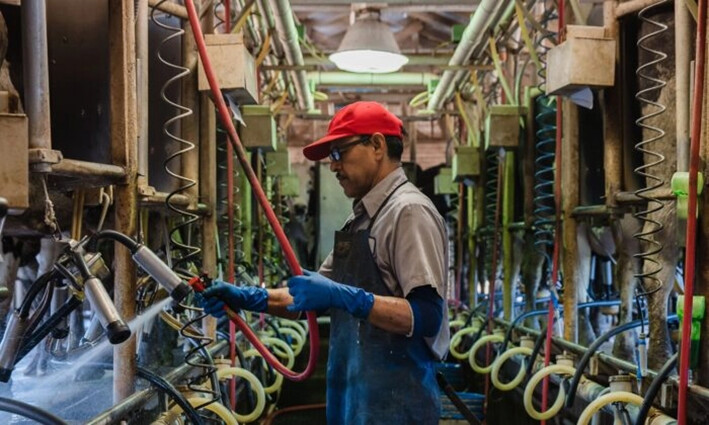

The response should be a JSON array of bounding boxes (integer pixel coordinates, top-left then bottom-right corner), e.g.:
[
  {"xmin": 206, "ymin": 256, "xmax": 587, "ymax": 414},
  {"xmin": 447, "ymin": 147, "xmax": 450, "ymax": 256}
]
[
  {"xmin": 675, "ymin": 0, "xmax": 691, "ymax": 172},
  {"xmin": 561, "ymin": 100, "xmax": 580, "ymax": 342},
  {"xmin": 182, "ymin": 22, "xmax": 200, "ymax": 207},
  {"xmin": 21, "ymin": 0, "xmax": 61, "ymax": 172},
  {"xmin": 136, "ymin": 0, "xmax": 149, "ymax": 188},
  {"xmin": 603, "ymin": 1, "xmax": 622, "ymax": 209},
  {"xmin": 199, "ymin": 0, "xmax": 217, "ymax": 340},
  {"xmin": 109, "ymin": 0, "xmax": 138, "ymax": 403}
]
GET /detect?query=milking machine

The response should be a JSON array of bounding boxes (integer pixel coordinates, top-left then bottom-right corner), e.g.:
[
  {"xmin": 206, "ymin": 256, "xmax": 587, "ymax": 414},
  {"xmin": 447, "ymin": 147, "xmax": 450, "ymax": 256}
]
[{"xmin": 0, "ymin": 230, "xmax": 193, "ymax": 382}]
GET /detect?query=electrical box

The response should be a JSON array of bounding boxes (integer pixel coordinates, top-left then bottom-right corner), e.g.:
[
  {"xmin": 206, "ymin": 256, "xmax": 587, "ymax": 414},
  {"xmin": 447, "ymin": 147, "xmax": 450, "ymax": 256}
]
[
  {"xmin": 546, "ymin": 25, "xmax": 616, "ymax": 95},
  {"xmin": 0, "ymin": 113, "xmax": 29, "ymax": 214},
  {"xmin": 266, "ymin": 150, "xmax": 291, "ymax": 176},
  {"xmin": 240, "ymin": 105, "xmax": 277, "ymax": 151},
  {"xmin": 485, "ymin": 105, "xmax": 523, "ymax": 149},
  {"xmin": 197, "ymin": 33, "xmax": 258, "ymax": 105},
  {"xmin": 279, "ymin": 174, "xmax": 300, "ymax": 197},
  {"xmin": 451, "ymin": 145, "xmax": 480, "ymax": 181},
  {"xmin": 434, "ymin": 167, "xmax": 457, "ymax": 195}
]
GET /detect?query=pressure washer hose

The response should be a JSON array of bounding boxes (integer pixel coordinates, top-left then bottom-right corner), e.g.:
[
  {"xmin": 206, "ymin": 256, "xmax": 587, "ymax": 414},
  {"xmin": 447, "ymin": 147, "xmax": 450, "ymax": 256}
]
[
  {"xmin": 0, "ymin": 397, "xmax": 68, "ymax": 425},
  {"xmin": 183, "ymin": 0, "xmax": 319, "ymax": 382}
]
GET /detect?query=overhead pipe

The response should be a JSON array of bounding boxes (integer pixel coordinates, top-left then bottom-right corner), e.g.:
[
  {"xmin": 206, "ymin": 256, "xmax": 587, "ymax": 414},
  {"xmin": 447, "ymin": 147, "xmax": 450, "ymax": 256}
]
[
  {"xmin": 269, "ymin": 0, "xmax": 315, "ymax": 112},
  {"xmin": 308, "ymin": 71, "xmax": 438, "ymax": 87},
  {"xmin": 426, "ymin": 0, "xmax": 504, "ymax": 112}
]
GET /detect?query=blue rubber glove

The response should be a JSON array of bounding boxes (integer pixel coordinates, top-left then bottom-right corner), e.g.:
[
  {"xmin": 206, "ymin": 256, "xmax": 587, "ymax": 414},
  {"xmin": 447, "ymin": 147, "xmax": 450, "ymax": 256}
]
[
  {"xmin": 287, "ymin": 270, "xmax": 374, "ymax": 319},
  {"xmin": 200, "ymin": 281, "xmax": 268, "ymax": 318}
]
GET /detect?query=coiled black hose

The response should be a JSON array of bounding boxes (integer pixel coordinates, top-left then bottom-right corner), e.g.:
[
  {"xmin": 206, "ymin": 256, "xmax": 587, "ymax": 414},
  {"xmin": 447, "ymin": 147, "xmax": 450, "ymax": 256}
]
[
  {"xmin": 0, "ymin": 396, "xmax": 68, "ymax": 425},
  {"xmin": 634, "ymin": 352, "xmax": 678, "ymax": 425}
]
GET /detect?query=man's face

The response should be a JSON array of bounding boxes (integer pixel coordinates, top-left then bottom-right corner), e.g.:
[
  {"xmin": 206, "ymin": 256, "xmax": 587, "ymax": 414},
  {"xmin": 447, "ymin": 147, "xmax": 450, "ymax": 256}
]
[{"xmin": 328, "ymin": 135, "xmax": 378, "ymax": 199}]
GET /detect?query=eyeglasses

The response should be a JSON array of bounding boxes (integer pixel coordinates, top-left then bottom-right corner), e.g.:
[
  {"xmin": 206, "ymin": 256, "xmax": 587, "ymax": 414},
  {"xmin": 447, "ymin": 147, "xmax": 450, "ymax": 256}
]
[{"xmin": 329, "ymin": 136, "xmax": 370, "ymax": 162}]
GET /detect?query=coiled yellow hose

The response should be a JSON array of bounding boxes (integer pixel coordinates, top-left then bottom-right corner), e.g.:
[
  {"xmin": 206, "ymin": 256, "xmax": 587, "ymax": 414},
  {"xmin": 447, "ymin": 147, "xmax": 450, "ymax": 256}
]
[
  {"xmin": 243, "ymin": 337, "xmax": 295, "ymax": 394},
  {"xmin": 168, "ymin": 397, "xmax": 238, "ymax": 425},
  {"xmin": 217, "ymin": 367, "xmax": 266, "ymax": 423},
  {"xmin": 576, "ymin": 392, "xmax": 645, "ymax": 425},
  {"xmin": 449, "ymin": 326, "xmax": 483, "ymax": 360},
  {"xmin": 491, "ymin": 346, "xmax": 533, "ymax": 391},
  {"xmin": 468, "ymin": 333, "xmax": 504, "ymax": 373},
  {"xmin": 523, "ymin": 364, "xmax": 576, "ymax": 420}
]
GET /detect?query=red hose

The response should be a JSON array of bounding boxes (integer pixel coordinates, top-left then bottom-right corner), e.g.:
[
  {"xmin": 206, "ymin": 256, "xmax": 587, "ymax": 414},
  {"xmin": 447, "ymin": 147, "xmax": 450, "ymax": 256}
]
[
  {"xmin": 184, "ymin": 0, "xmax": 319, "ymax": 382},
  {"xmin": 541, "ymin": 2, "xmax": 565, "ymax": 422},
  {"xmin": 677, "ymin": 1, "xmax": 706, "ymax": 423}
]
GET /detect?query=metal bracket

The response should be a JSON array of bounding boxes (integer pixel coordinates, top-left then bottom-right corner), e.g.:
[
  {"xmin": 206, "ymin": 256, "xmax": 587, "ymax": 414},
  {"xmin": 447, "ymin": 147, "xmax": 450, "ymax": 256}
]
[{"xmin": 28, "ymin": 148, "xmax": 63, "ymax": 172}]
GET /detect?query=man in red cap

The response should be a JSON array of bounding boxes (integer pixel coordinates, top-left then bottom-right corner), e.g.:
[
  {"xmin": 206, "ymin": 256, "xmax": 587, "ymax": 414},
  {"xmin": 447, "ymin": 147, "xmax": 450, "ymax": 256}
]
[{"xmin": 200, "ymin": 101, "xmax": 449, "ymax": 424}]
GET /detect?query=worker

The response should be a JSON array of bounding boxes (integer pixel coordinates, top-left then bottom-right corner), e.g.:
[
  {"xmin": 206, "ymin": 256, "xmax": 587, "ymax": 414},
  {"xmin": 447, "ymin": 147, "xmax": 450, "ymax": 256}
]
[{"xmin": 200, "ymin": 101, "xmax": 449, "ymax": 425}]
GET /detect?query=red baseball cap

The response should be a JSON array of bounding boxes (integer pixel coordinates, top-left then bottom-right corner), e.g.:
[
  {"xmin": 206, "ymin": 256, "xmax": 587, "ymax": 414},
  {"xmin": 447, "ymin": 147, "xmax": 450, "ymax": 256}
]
[{"xmin": 303, "ymin": 101, "xmax": 404, "ymax": 161}]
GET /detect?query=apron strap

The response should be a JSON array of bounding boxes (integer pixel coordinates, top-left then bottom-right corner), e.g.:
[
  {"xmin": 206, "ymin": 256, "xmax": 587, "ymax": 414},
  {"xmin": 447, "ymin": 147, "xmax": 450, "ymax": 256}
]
[{"xmin": 367, "ymin": 180, "xmax": 408, "ymax": 231}]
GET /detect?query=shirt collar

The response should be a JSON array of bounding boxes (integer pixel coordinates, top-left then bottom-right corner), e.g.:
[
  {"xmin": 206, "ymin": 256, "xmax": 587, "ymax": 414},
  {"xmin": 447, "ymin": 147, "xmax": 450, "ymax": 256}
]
[{"xmin": 353, "ymin": 167, "xmax": 407, "ymax": 219}]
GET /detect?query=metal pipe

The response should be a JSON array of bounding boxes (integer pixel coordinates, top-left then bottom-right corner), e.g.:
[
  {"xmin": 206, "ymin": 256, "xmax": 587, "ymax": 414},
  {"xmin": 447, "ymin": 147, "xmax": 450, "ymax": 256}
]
[
  {"xmin": 51, "ymin": 159, "xmax": 126, "ymax": 180},
  {"xmin": 86, "ymin": 341, "xmax": 227, "ymax": 425},
  {"xmin": 21, "ymin": 0, "xmax": 52, "ymax": 152},
  {"xmin": 108, "ymin": 0, "xmax": 138, "ymax": 403},
  {"xmin": 426, "ymin": 0, "xmax": 503, "ymax": 112},
  {"xmin": 136, "ymin": 0, "xmax": 149, "ymax": 186},
  {"xmin": 615, "ymin": 0, "xmax": 665, "ymax": 18},
  {"xmin": 675, "ymin": 0, "xmax": 691, "ymax": 172},
  {"xmin": 307, "ymin": 71, "xmax": 437, "ymax": 87},
  {"xmin": 269, "ymin": 0, "xmax": 315, "ymax": 112},
  {"xmin": 494, "ymin": 317, "xmax": 709, "ymax": 402}
]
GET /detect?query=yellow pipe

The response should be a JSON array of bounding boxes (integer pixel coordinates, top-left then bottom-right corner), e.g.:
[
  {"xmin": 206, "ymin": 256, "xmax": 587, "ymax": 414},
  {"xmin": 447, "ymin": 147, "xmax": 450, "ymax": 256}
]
[
  {"xmin": 449, "ymin": 326, "xmax": 483, "ymax": 360},
  {"xmin": 576, "ymin": 392, "xmax": 645, "ymax": 425},
  {"xmin": 278, "ymin": 318, "xmax": 308, "ymax": 338},
  {"xmin": 491, "ymin": 346, "xmax": 532, "ymax": 391},
  {"xmin": 217, "ymin": 367, "xmax": 266, "ymax": 423},
  {"xmin": 468, "ymin": 333, "xmax": 504, "ymax": 373},
  {"xmin": 523, "ymin": 364, "xmax": 576, "ymax": 420},
  {"xmin": 168, "ymin": 397, "xmax": 237, "ymax": 425}
]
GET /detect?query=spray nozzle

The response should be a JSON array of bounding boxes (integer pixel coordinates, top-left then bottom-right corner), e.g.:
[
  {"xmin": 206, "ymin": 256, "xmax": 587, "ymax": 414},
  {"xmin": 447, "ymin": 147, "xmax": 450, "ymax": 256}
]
[{"xmin": 90, "ymin": 230, "xmax": 193, "ymax": 303}]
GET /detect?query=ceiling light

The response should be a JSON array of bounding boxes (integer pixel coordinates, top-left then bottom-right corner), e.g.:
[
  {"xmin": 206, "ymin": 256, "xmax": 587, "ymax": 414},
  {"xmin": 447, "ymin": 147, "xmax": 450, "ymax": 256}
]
[{"xmin": 328, "ymin": 11, "xmax": 408, "ymax": 74}]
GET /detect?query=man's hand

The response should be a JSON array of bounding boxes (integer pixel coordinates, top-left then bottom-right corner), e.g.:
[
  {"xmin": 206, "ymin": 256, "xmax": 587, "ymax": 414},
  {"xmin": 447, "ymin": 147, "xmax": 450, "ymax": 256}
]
[
  {"xmin": 199, "ymin": 281, "xmax": 268, "ymax": 318},
  {"xmin": 286, "ymin": 270, "xmax": 374, "ymax": 319}
]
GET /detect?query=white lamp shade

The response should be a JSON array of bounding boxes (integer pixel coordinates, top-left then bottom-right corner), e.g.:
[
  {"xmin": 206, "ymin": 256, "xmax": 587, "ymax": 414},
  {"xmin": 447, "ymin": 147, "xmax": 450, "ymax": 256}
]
[{"xmin": 328, "ymin": 15, "xmax": 408, "ymax": 74}]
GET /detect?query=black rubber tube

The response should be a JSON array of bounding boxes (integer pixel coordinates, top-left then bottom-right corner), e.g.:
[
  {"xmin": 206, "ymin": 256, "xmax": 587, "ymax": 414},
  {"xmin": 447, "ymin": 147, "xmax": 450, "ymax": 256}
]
[
  {"xmin": 0, "ymin": 396, "xmax": 68, "ymax": 425},
  {"xmin": 15, "ymin": 297, "xmax": 83, "ymax": 365},
  {"xmin": 634, "ymin": 352, "xmax": 678, "ymax": 425},
  {"xmin": 92, "ymin": 363, "xmax": 205, "ymax": 425},
  {"xmin": 436, "ymin": 371, "xmax": 482, "ymax": 425},
  {"xmin": 501, "ymin": 300, "xmax": 622, "ymax": 352},
  {"xmin": 18, "ymin": 270, "xmax": 55, "ymax": 317},
  {"xmin": 92, "ymin": 230, "xmax": 140, "ymax": 252},
  {"xmin": 525, "ymin": 324, "xmax": 549, "ymax": 377},
  {"xmin": 565, "ymin": 318, "xmax": 647, "ymax": 407}
]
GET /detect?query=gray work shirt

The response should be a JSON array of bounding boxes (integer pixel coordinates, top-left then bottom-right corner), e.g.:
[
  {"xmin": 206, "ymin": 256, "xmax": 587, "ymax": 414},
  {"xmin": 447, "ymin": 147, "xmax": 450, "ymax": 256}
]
[{"xmin": 319, "ymin": 167, "xmax": 450, "ymax": 360}]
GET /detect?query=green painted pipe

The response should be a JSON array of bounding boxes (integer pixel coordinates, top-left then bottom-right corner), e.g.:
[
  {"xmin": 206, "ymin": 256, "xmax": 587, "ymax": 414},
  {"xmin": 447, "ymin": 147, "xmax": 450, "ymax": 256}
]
[{"xmin": 307, "ymin": 71, "xmax": 437, "ymax": 87}]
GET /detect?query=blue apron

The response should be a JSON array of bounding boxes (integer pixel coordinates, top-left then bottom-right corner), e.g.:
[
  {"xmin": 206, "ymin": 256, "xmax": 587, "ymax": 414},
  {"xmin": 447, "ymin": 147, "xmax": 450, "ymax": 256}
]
[{"xmin": 326, "ymin": 182, "xmax": 440, "ymax": 425}]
